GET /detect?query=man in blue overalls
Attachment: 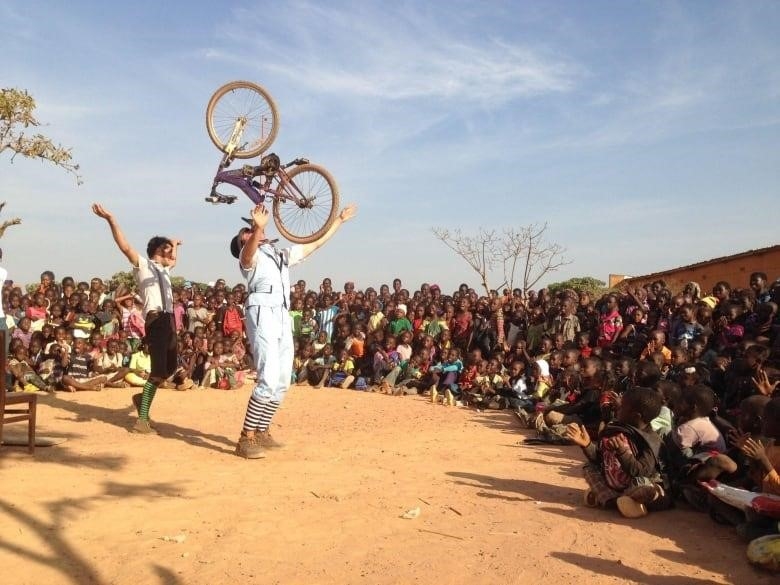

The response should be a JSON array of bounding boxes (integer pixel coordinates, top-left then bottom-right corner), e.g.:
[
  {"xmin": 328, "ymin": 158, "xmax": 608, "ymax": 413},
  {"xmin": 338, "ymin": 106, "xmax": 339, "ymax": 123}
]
[{"xmin": 231, "ymin": 203, "xmax": 356, "ymax": 458}]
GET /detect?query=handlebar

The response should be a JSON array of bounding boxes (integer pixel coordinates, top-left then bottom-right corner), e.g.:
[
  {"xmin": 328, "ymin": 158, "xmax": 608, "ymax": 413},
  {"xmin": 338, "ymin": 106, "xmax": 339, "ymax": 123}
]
[{"xmin": 284, "ymin": 157, "xmax": 309, "ymax": 168}]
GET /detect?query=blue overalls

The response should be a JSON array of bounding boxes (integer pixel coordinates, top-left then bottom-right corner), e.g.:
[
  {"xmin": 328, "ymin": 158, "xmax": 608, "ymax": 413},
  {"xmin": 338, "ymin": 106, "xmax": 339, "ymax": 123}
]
[{"xmin": 241, "ymin": 243, "xmax": 298, "ymax": 403}]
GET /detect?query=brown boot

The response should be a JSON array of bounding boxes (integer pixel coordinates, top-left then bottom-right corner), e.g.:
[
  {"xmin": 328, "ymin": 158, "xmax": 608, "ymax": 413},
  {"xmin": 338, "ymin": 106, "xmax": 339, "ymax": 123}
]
[
  {"xmin": 256, "ymin": 429, "xmax": 283, "ymax": 449},
  {"xmin": 235, "ymin": 432, "xmax": 265, "ymax": 459}
]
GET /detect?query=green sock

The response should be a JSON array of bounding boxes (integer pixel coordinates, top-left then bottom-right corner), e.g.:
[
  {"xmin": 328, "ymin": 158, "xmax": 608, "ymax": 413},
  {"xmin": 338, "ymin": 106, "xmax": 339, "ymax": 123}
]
[{"xmin": 139, "ymin": 381, "xmax": 157, "ymax": 420}]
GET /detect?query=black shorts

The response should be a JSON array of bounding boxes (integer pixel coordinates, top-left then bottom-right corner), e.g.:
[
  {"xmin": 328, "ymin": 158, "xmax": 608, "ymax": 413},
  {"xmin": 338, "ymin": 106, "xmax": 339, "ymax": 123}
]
[{"xmin": 145, "ymin": 312, "xmax": 177, "ymax": 379}]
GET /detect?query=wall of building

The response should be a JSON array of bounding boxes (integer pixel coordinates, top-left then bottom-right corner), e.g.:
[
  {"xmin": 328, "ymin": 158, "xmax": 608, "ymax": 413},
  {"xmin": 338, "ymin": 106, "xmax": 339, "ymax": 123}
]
[{"xmin": 620, "ymin": 246, "xmax": 780, "ymax": 294}]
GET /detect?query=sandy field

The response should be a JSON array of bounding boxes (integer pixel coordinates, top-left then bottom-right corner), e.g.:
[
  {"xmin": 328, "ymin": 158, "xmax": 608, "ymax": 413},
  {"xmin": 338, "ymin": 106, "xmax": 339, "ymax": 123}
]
[{"xmin": 0, "ymin": 384, "xmax": 774, "ymax": 585}]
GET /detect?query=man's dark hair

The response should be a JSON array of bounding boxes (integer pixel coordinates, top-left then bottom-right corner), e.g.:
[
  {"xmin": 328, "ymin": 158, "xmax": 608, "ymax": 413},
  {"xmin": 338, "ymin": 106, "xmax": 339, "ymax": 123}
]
[
  {"xmin": 40, "ymin": 270, "xmax": 54, "ymax": 280},
  {"xmin": 623, "ymin": 386, "xmax": 663, "ymax": 424},
  {"xmin": 147, "ymin": 236, "xmax": 172, "ymax": 258}
]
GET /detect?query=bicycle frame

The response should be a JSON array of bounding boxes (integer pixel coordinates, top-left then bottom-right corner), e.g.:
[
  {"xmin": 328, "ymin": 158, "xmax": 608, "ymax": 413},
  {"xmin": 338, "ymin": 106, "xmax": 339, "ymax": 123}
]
[{"xmin": 206, "ymin": 153, "xmax": 311, "ymax": 207}]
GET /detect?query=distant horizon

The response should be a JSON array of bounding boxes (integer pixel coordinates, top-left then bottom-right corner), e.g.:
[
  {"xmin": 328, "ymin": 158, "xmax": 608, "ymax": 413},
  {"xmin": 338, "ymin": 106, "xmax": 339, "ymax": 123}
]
[{"xmin": 3, "ymin": 240, "xmax": 776, "ymax": 295}]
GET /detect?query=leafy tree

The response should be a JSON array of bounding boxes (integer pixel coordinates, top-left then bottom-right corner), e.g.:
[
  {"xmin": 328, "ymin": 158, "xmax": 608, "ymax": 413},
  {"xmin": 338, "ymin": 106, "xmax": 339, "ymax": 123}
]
[
  {"xmin": 109, "ymin": 270, "xmax": 136, "ymax": 293},
  {"xmin": 1, "ymin": 88, "xmax": 81, "ymax": 182},
  {"xmin": 547, "ymin": 276, "xmax": 608, "ymax": 297}
]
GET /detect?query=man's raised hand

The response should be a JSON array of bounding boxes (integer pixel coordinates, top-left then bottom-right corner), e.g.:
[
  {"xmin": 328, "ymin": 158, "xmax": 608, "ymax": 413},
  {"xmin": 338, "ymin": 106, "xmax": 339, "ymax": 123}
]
[{"xmin": 91, "ymin": 203, "xmax": 113, "ymax": 221}]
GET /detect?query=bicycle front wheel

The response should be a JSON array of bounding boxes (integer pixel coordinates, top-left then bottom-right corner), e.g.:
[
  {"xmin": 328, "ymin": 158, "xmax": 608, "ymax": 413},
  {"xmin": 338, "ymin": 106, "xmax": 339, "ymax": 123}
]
[
  {"xmin": 205, "ymin": 80, "xmax": 279, "ymax": 159},
  {"xmin": 273, "ymin": 164, "xmax": 340, "ymax": 244}
]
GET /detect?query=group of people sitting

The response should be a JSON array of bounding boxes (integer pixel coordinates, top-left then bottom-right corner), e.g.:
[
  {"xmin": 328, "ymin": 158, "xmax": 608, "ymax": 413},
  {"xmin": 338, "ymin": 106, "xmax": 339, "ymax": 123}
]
[
  {"xmin": 3, "ymin": 268, "xmax": 779, "ymax": 543},
  {"xmin": 289, "ymin": 273, "xmax": 780, "ymax": 542}
]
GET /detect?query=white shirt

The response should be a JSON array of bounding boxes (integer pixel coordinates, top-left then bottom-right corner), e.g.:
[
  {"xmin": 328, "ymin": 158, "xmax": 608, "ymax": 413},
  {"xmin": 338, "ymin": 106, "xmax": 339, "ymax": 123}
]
[
  {"xmin": 134, "ymin": 257, "xmax": 173, "ymax": 317},
  {"xmin": 241, "ymin": 244, "xmax": 304, "ymax": 309}
]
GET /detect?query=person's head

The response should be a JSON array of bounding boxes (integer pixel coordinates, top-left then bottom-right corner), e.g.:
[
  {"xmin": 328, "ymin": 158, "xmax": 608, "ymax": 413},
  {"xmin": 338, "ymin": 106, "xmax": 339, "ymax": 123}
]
[
  {"xmin": 750, "ymin": 272, "xmax": 768, "ymax": 295},
  {"xmin": 618, "ymin": 386, "xmax": 663, "ymax": 427},
  {"xmin": 32, "ymin": 292, "xmax": 46, "ymax": 308},
  {"xmin": 18, "ymin": 316, "xmax": 31, "ymax": 333},
  {"xmin": 712, "ymin": 281, "xmax": 731, "ymax": 302},
  {"xmin": 439, "ymin": 329, "xmax": 451, "ymax": 343},
  {"xmin": 689, "ymin": 340, "xmax": 705, "ymax": 361},
  {"xmin": 671, "ymin": 346, "xmax": 689, "ymax": 366},
  {"xmin": 509, "ymin": 360, "xmax": 525, "ymax": 378},
  {"xmin": 679, "ymin": 303, "xmax": 695, "ymax": 323},
  {"xmin": 605, "ymin": 294, "xmax": 619, "ymax": 312},
  {"xmin": 73, "ymin": 338, "xmax": 87, "ymax": 355},
  {"xmin": 384, "ymin": 335, "xmax": 397, "ymax": 351},
  {"xmin": 744, "ymin": 344, "xmax": 770, "ymax": 370},
  {"xmin": 678, "ymin": 384, "xmax": 716, "ymax": 419},
  {"xmin": 562, "ymin": 349, "xmax": 580, "ymax": 368},
  {"xmin": 738, "ymin": 395, "xmax": 771, "ymax": 435},
  {"xmin": 577, "ymin": 331, "xmax": 591, "ymax": 350},
  {"xmin": 551, "ymin": 333, "xmax": 564, "ymax": 351},
  {"xmin": 581, "ymin": 356, "xmax": 603, "ymax": 382},
  {"xmin": 146, "ymin": 236, "xmax": 174, "ymax": 264},
  {"xmin": 539, "ymin": 336, "xmax": 553, "ymax": 354},
  {"xmin": 618, "ymin": 357, "xmax": 634, "ymax": 378},
  {"xmin": 761, "ymin": 398, "xmax": 780, "ymax": 440},
  {"xmin": 40, "ymin": 270, "xmax": 55, "ymax": 289}
]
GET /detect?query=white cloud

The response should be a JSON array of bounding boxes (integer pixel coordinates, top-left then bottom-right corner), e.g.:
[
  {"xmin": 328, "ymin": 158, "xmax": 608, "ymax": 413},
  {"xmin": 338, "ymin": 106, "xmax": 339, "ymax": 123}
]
[{"xmin": 205, "ymin": 1, "xmax": 578, "ymax": 106}]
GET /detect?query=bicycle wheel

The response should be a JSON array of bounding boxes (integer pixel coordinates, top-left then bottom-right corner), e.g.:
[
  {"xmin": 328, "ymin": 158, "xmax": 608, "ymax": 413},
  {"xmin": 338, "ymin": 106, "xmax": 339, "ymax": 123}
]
[
  {"xmin": 273, "ymin": 163, "xmax": 340, "ymax": 244},
  {"xmin": 205, "ymin": 80, "xmax": 279, "ymax": 159}
]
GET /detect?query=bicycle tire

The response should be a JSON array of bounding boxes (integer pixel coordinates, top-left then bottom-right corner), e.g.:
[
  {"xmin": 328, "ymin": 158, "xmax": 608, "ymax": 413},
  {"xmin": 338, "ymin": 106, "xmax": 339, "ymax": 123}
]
[
  {"xmin": 273, "ymin": 163, "xmax": 340, "ymax": 244},
  {"xmin": 205, "ymin": 80, "xmax": 279, "ymax": 159}
]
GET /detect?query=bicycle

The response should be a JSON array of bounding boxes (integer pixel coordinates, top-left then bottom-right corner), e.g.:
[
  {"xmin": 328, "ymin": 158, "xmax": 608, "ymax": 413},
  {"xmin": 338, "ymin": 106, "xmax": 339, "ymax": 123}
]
[{"xmin": 204, "ymin": 80, "xmax": 339, "ymax": 244}]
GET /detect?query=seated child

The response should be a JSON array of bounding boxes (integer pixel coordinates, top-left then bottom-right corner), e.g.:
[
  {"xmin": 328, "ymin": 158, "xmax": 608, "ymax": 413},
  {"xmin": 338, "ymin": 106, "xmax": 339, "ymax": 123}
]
[
  {"xmin": 94, "ymin": 339, "xmax": 131, "ymax": 388},
  {"xmin": 565, "ymin": 386, "xmax": 671, "ymax": 518},
  {"xmin": 371, "ymin": 336, "xmax": 400, "ymax": 386},
  {"xmin": 7, "ymin": 345, "xmax": 53, "ymax": 392},
  {"xmin": 666, "ymin": 384, "xmax": 737, "ymax": 490},
  {"xmin": 62, "ymin": 338, "xmax": 108, "ymax": 392},
  {"xmin": 328, "ymin": 348, "xmax": 356, "ymax": 389},
  {"xmin": 310, "ymin": 344, "xmax": 336, "ymax": 388},
  {"xmin": 429, "ymin": 348, "xmax": 463, "ymax": 406},
  {"xmin": 125, "ymin": 342, "xmax": 152, "ymax": 388}
]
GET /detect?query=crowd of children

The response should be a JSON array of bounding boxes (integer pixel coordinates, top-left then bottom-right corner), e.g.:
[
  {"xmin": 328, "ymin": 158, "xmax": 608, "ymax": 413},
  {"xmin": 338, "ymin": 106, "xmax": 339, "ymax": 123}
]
[{"xmin": 3, "ymin": 269, "xmax": 779, "ymax": 544}]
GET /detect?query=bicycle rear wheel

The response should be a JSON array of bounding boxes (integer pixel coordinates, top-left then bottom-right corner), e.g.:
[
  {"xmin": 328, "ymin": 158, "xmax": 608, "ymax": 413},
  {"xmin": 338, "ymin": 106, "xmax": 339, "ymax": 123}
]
[
  {"xmin": 273, "ymin": 164, "xmax": 340, "ymax": 244},
  {"xmin": 206, "ymin": 80, "xmax": 279, "ymax": 159}
]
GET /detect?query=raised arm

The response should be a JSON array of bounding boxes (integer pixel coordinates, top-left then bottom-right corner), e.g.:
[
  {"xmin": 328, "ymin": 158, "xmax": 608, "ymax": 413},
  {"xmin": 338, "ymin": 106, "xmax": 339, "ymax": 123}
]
[
  {"xmin": 240, "ymin": 205, "xmax": 270, "ymax": 270},
  {"xmin": 299, "ymin": 204, "xmax": 357, "ymax": 261},
  {"xmin": 91, "ymin": 203, "xmax": 139, "ymax": 267}
]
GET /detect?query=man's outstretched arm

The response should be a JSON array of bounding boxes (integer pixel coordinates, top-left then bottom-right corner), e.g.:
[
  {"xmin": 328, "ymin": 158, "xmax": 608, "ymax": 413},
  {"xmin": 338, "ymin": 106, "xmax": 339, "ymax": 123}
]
[
  {"xmin": 91, "ymin": 203, "xmax": 140, "ymax": 267},
  {"xmin": 298, "ymin": 204, "xmax": 357, "ymax": 261}
]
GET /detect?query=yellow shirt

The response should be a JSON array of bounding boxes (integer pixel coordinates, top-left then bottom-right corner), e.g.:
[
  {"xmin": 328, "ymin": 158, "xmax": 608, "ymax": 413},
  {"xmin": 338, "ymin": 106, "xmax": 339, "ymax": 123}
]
[{"xmin": 368, "ymin": 312, "xmax": 385, "ymax": 333}]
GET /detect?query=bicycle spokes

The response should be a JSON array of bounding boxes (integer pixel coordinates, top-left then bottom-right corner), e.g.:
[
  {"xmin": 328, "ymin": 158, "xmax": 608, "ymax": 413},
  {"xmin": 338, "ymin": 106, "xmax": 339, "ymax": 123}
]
[
  {"xmin": 223, "ymin": 117, "xmax": 247, "ymax": 156},
  {"xmin": 272, "ymin": 164, "xmax": 339, "ymax": 243}
]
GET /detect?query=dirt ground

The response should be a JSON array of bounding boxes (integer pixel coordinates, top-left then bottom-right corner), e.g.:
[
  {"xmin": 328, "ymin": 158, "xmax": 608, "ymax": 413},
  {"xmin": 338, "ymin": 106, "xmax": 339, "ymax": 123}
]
[{"xmin": 0, "ymin": 384, "xmax": 774, "ymax": 585}]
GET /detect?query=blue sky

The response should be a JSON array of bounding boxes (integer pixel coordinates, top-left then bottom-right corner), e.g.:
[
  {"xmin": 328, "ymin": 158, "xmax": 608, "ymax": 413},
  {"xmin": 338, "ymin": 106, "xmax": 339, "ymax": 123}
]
[{"xmin": 1, "ymin": 0, "xmax": 778, "ymax": 292}]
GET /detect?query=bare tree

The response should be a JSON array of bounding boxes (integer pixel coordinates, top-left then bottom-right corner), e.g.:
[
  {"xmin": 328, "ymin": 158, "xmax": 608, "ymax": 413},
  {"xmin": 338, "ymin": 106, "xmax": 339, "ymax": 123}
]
[
  {"xmin": 433, "ymin": 222, "xmax": 570, "ymax": 296},
  {"xmin": 510, "ymin": 222, "xmax": 570, "ymax": 292},
  {"xmin": 432, "ymin": 227, "xmax": 500, "ymax": 296},
  {"xmin": 1, "ymin": 88, "xmax": 82, "ymax": 183}
]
